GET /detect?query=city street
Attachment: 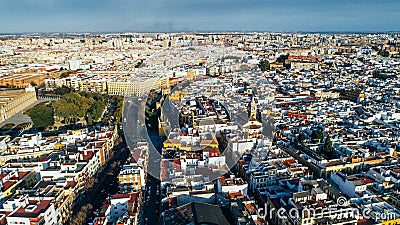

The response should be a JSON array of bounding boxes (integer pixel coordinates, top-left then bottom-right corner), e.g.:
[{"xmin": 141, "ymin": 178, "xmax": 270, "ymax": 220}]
[
  {"xmin": 141, "ymin": 130, "xmax": 163, "ymax": 225},
  {"xmin": 123, "ymin": 97, "xmax": 146, "ymax": 149},
  {"xmin": 123, "ymin": 96, "xmax": 163, "ymax": 225}
]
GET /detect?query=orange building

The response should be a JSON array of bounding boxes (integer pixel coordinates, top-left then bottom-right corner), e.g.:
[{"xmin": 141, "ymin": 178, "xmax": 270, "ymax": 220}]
[
  {"xmin": 186, "ymin": 70, "xmax": 196, "ymax": 80},
  {"xmin": 0, "ymin": 73, "xmax": 45, "ymax": 88},
  {"xmin": 169, "ymin": 77, "xmax": 179, "ymax": 86}
]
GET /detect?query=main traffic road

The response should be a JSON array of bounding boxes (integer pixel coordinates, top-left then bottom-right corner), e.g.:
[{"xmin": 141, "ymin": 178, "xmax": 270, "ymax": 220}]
[{"xmin": 123, "ymin": 96, "xmax": 163, "ymax": 225}]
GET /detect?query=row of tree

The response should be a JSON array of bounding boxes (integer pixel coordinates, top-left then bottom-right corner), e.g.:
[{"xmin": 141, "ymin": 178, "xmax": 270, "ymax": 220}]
[
  {"xmin": 70, "ymin": 204, "xmax": 93, "ymax": 225},
  {"xmin": 112, "ymin": 96, "xmax": 124, "ymax": 125}
]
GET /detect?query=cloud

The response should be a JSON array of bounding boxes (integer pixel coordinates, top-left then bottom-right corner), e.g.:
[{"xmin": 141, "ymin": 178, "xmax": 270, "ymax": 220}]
[{"xmin": 0, "ymin": 0, "xmax": 399, "ymax": 32}]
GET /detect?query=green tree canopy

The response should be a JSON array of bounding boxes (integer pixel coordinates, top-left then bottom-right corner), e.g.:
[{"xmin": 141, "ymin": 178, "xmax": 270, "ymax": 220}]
[
  {"xmin": 321, "ymin": 135, "xmax": 333, "ymax": 159},
  {"xmin": 87, "ymin": 113, "xmax": 93, "ymax": 126},
  {"xmin": 52, "ymin": 92, "xmax": 106, "ymax": 125},
  {"xmin": 378, "ymin": 50, "xmax": 390, "ymax": 57},
  {"xmin": 258, "ymin": 59, "xmax": 270, "ymax": 72},
  {"xmin": 311, "ymin": 130, "xmax": 324, "ymax": 141},
  {"xmin": 297, "ymin": 133, "xmax": 307, "ymax": 143},
  {"xmin": 277, "ymin": 54, "xmax": 289, "ymax": 63},
  {"xmin": 53, "ymin": 99, "xmax": 80, "ymax": 124},
  {"xmin": 54, "ymin": 85, "xmax": 73, "ymax": 95},
  {"xmin": 26, "ymin": 104, "xmax": 54, "ymax": 129}
]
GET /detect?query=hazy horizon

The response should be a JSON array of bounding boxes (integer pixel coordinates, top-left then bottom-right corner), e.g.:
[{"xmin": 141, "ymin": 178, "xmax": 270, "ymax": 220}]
[
  {"xmin": 1, "ymin": 0, "xmax": 400, "ymax": 33},
  {"xmin": 1, "ymin": 30, "xmax": 400, "ymax": 36}
]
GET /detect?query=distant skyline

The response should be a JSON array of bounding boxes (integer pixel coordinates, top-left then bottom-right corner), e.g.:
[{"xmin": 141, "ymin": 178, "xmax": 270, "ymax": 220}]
[{"xmin": 1, "ymin": 0, "xmax": 400, "ymax": 33}]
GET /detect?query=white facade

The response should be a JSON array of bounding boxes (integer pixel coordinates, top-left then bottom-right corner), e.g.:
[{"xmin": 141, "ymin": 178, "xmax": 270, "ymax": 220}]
[
  {"xmin": 330, "ymin": 172, "xmax": 368, "ymax": 198},
  {"xmin": 6, "ymin": 196, "xmax": 58, "ymax": 225},
  {"xmin": 105, "ymin": 196, "xmax": 130, "ymax": 223}
]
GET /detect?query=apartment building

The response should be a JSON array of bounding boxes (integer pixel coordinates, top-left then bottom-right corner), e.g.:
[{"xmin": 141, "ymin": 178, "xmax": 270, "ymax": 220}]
[
  {"xmin": 117, "ymin": 163, "xmax": 145, "ymax": 193},
  {"xmin": 5, "ymin": 196, "xmax": 57, "ymax": 225},
  {"xmin": 107, "ymin": 76, "xmax": 169, "ymax": 96}
]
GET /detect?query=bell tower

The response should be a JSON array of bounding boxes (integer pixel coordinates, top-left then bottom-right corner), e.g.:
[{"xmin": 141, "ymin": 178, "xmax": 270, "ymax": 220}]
[{"xmin": 249, "ymin": 97, "xmax": 257, "ymax": 121}]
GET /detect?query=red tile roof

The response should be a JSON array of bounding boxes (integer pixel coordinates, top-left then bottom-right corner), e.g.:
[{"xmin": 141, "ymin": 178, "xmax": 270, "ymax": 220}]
[
  {"xmin": 112, "ymin": 194, "xmax": 130, "ymax": 199},
  {"xmin": 79, "ymin": 150, "xmax": 95, "ymax": 162},
  {"xmin": 65, "ymin": 181, "xmax": 77, "ymax": 189},
  {"xmin": 0, "ymin": 173, "xmax": 8, "ymax": 180},
  {"xmin": 360, "ymin": 177, "xmax": 374, "ymax": 184},
  {"xmin": 2, "ymin": 181, "xmax": 15, "ymax": 191},
  {"xmin": 39, "ymin": 158, "xmax": 50, "ymax": 162},
  {"xmin": 227, "ymin": 191, "xmax": 243, "ymax": 199},
  {"xmin": 282, "ymin": 158, "xmax": 296, "ymax": 167},
  {"xmin": 172, "ymin": 159, "xmax": 182, "ymax": 172},
  {"xmin": 9, "ymin": 200, "xmax": 52, "ymax": 218},
  {"xmin": 16, "ymin": 171, "xmax": 30, "ymax": 180}
]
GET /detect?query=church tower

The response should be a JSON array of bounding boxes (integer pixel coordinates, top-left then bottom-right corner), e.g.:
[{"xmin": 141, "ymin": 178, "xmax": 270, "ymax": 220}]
[
  {"xmin": 249, "ymin": 97, "xmax": 258, "ymax": 121},
  {"xmin": 244, "ymin": 96, "xmax": 263, "ymax": 139}
]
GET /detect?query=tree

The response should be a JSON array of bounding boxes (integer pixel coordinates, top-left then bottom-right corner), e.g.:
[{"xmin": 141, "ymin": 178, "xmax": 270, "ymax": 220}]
[
  {"xmin": 258, "ymin": 59, "xmax": 270, "ymax": 72},
  {"xmin": 89, "ymin": 98, "xmax": 106, "ymax": 120},
  {"xmin": 114, "ymin": 105, "xmax": 123, "ymax": 124},
  {"xmin": 277, "ymin": 54, "xmax": 289, "ymax": 63},
  {"xmin": 60, "ymin": 72, "xmax": 69, "ymax": 78},
  {"xmin": 53, "ymin": 92, "xmax": 106, "ymax": 125},
  {"xmin": 321, "ymin": 135, "xmax": 333, "ymax": 159},
  {"xmin": 53, "ymin": 99, "xmax": 76, "ymax": 124},
  {"xmin": 26, "ymin": 104, "xmax": 54, "ymax": 129},
  {"xmin": 297, "ymin": 133, "xmax": 307, "ymax": 143},
  {"xmin": 112, "ymin": 96, "xmax": 124, "ymax": 124},
  {"xmin": 135, "ymin": 61, "xmax": 143, "ymax": 68},
  {"xmin": 80, "ymin": 92, "xmax": 106, "ymax": 120},
  {"xmin": 84, "ymin": 177, "xmax": 97, "ymax": 190},
  {"xmin": 70, "ymin": 203, "xmax": 93, "ymax": 225},
  {"xmin": 54, "ymin": 85, "xmax": 73, "ymax": 95},
  {"xmin": 87, "ymin": 113, "xmax": 93, "ymax": 126},
  {"xmin": 378, "ymin": 50, "xmax": 390, "ymax": 57},
  {"xmin": 311, "ymin": 130, "xmax": 324, "ymax": 141}
]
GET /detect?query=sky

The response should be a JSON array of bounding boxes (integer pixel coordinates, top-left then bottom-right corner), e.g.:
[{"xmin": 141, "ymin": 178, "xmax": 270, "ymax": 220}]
[{"xmin": 0, "ymin": 0, "xmax": 399, "ymax": 33}]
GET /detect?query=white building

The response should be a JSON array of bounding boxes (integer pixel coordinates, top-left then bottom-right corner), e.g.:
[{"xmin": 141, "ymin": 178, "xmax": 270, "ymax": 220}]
[
  {"xmin": 5, "ymin": 195, "xmax": 58, "ymax": 225},
  {"xmin": 216, "ymin": 175, "xmax": 248, "ymax": 196}
]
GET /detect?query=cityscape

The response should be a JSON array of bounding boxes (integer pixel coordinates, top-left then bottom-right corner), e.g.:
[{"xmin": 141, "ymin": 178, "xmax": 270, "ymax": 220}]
[{"xmin": 1, "ymin": 2, "xmax": 400, "ymax": 225}]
